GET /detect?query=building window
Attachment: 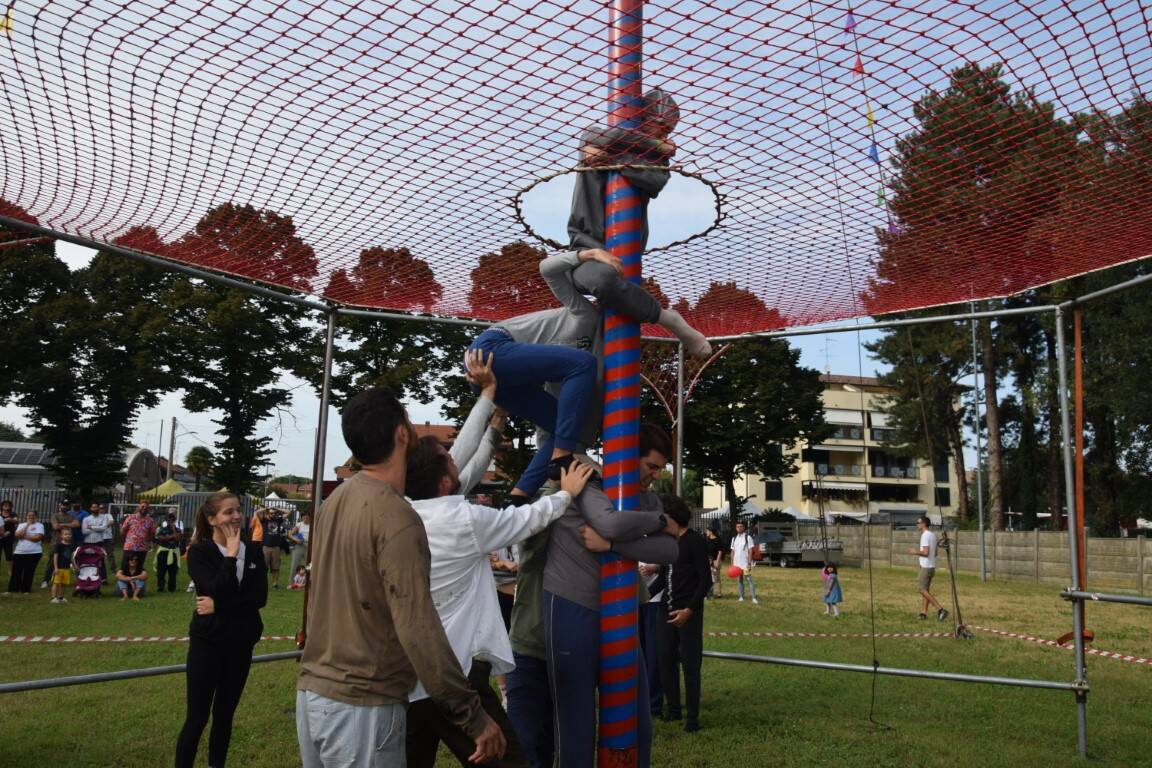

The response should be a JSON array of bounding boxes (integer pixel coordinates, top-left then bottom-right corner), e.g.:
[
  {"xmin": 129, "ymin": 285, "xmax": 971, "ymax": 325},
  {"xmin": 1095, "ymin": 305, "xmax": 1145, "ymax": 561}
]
[
  {"xmin": 934, "ymin": 487, "xmax": 951, "ymax": 507},
  {"xmin": 764, "ymin": 480, "xmax": 783, "ymax": 501},
  {"xmin": 933, "ymin": 462, "xmax": 949, "ymax": 483}
]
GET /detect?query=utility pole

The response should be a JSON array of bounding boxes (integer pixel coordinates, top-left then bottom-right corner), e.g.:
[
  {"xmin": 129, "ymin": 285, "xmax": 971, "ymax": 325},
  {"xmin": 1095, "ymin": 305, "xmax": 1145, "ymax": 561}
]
[{"xmin": 168, "ymin": 416, "xmax": 177, "ymax": 482}]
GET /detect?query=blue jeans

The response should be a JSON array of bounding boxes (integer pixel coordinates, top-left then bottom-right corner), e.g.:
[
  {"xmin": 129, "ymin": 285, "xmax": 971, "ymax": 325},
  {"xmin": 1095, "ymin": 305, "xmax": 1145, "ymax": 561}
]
[
  {"xmin": 506, "ymin": 653, "xmax": 554, "ymax": 768},
  {"xmin": 638, "ymin": 602, "xmax": 666, "ymax": 713},
  {"xmin": 469, "ymin": 329, "xmax": 597, "ymax": 496},
  {"xmin": 543, "ymin": 591, "xmax": 652, "ymax": 768},
  {"xmin": 738, "ymin": 569, "xmax": 757, "ymax": 600}
]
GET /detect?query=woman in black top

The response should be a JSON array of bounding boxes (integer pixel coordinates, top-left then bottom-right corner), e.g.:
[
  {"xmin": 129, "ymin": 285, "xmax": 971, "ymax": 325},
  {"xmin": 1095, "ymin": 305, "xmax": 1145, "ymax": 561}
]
[{"xmin": 175, "ymin": 492, "xmax": 267, "ymax": 768}]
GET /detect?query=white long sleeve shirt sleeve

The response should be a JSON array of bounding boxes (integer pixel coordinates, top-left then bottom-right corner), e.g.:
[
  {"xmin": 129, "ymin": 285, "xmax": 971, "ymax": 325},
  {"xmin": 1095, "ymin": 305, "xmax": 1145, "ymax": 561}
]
[{"xmin": 408, "ymin": 491, "xmax": 572, "ymax": 701}]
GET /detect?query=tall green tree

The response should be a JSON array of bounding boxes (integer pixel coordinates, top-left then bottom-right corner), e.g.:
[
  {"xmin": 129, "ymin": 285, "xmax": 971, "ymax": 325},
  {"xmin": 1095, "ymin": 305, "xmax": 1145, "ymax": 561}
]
[
  {"xmin": 184, "ymin": 445, "xmax": 214, "ymax": 491},
  {"xmin": 0, "ymin": 422, "xmax": 26, "ymax": 441},
  {"xmin": 865, "ymin": 63, "xmax": 1081, "ymax": 529},
  {"xmin": 1, "ymin": 212, "xmax": 177, "ymax": 497},
  {"xmin": 168, "ymin": 203, "xmax": 319, "ymax": 494}
]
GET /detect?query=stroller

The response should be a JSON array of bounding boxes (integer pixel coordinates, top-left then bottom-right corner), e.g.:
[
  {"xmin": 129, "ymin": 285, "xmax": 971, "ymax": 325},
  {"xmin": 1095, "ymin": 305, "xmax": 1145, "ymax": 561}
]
[{"xmin": 73, "ymin": 544, "xmax": 105, "ymax": 598}]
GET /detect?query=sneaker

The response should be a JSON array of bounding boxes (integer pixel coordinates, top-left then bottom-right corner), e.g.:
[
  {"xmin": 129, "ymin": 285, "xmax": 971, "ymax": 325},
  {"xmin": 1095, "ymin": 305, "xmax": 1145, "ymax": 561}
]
[
  {"xmin": 40, "ymin": 581, "xmax": 48, "ymax": 589},
  {"xmin": 918, "ymin": 613, "xmax": 928, "ymax": 620},
  {"xmin": 937, "ymin": 608, "xmax": 950, "ymax": 622},
  {"xmin": 752, "ymin": 598, "xmax": 759, "ymax": 605},
  {"xmin": 684, "ymin": 720, "xmax": 700, "ymax": 733},
  {"xmin": 60, "ymin": 597, "xmax": 68, "ymax": 603},
  {"xmin": 737, "ymin": 597, "xmax": 744, "ymax": 602},
  {"xmin": 186, "ymin": 582, "xmax": 196, "ymax": 593},
  {"xmin": 546, "ymin": 454, "xmax": 601, "ymax": 483},
  {"xmin": 50, "ymin": 597, "xmax": 60, "ymax": 604}
]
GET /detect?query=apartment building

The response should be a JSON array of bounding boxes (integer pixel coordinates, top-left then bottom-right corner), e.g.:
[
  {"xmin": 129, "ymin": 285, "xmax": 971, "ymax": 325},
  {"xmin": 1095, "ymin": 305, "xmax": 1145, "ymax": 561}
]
[{"xmin": 701, "ymin": 375, "xmax": 960, "ymax": 525}]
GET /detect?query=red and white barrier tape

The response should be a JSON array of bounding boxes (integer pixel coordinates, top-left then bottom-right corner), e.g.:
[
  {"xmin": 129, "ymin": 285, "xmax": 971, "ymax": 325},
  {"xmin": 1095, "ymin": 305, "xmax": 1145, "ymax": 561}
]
[
  {"xmin": 970, "ymin": 626, "xmax": 1152, "ymax": 667},
  {"xmin": 707, "ymin": 630, "xmax": 954, "ymax": 639},
  {"xmin": 0, "ymin": 634, "xmax": 296, "ymax": 644},
  {"xmin": 705, "ymin": 627, "xmax": 1152, "ymax": 667}
]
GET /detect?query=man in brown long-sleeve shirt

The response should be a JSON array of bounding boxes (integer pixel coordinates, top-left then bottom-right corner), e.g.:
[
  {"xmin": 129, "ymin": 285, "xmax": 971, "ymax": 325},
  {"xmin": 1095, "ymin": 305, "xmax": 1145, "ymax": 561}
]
[{"xmin": 296, "ymin": 387, "xmax": 505, "ymax": 767}]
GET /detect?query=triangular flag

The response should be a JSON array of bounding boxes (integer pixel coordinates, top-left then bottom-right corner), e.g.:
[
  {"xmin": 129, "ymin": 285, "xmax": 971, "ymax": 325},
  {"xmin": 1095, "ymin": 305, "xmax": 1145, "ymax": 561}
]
[
  {"xmin": 877, "ymin": 186, "xmax": 887, "ymax": 207},
  {"xmin": 866, "ymin": 103, "xmax": 876, "ymax": 125},
  {"xmin": 0, "ymin": 8, "xmax": 12, "ymax": 37},
  {"xmin": 851, "ymin": 54, "xmax": 864, "ymax": 77},
  {"xmin": 867, "ymin": 143, "xmax": 880, "ymax": 163},
  {"xmin": 887, "ymin": 219, "xmax": 902, "ymax": 236},
  {"xmin": 844, "ymin": 10, "xmax": 858, "ymax": 34}
]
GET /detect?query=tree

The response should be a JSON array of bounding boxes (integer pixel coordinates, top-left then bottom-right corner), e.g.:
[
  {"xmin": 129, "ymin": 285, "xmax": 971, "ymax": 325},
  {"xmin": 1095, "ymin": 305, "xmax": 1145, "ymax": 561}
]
[
  {"xmin": 467, "ymin": 241, "xmax": 549, "ymax": 319},
  {"xmin": 674, "ymin": 338, "xmax": 829, "ymax": 527},
  {"xmin": 866, "ymin": 63, "xmax": 1080, "ymax": 315},
  {"xmin": 0, "ymin": 211, "xmax": 178, "ymax": 497},
  {"xmin": 0, "ymin": 421, "xmax": 26, "ymax": 441},
  {"xmin": 865, "ymin": 319, "xmax": 972, "ymax": 522},
  {"xmin": 168, "ymin": 203, "xmax": 319, "ymax": 494},
  {"xmin": 315, "ymin": 246, "xmax": 472, "ymax": 409},
  {"xmin": 184, "ymin": 446, "xmax": 214, "ymax": 492}
]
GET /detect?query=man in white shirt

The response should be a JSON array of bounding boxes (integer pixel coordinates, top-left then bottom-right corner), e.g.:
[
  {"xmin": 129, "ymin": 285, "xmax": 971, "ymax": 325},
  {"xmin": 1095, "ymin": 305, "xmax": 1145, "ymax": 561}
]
[
  {"xmin": 729, "ymin": 521, "xmax": 758, "ymax": 604},
  {"xmin": 402, "ymin": 351, "xmax": 596, "ymax": 767},
  {"xmin": 906, "ymin": 515, "xmax": 948, "ymax": 621},
  {"xmin": 82, "ymin": 504, "xmax": 116, "ymax": 581}
]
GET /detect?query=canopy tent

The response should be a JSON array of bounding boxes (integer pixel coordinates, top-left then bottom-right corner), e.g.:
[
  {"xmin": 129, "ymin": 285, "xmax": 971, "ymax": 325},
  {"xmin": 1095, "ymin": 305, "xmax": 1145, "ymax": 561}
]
[
  {"xmin": 136, "ymin": 478, "xmax": 188, "ymax": 501},
  {"xmin": 780, "ymin": 506, "xmax": 821, "ymax": 524},
  {"xmin": 3, "ymin": 2, "xmax": 1150, "ymax": 338}
]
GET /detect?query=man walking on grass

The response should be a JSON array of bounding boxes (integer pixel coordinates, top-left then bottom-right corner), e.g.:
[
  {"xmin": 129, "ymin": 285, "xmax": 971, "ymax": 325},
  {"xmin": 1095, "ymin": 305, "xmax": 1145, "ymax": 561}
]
[{"xmin": 907, "ymin": 515, "xmax": 948, "ymax": 621}]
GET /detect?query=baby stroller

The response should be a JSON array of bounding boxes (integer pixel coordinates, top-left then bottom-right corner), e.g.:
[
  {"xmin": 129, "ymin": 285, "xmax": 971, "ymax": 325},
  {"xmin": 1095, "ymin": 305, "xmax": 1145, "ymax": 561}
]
[{"xmin": 74, "ymin": 544, "xmax": 105, "ymax": 598}]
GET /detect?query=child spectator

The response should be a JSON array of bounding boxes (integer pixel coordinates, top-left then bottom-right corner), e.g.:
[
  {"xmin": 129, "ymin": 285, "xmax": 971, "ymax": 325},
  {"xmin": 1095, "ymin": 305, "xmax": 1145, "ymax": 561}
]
[
  {"xmin": 290, "ymin": 565, "xmax": 307, "ymax": 590},
  {"xmin": 117, "ymin": 553, "xmax": 148, "ymax": 601},
  {"xmin": 822, "ymin": 564, "xmax": 842, "ymax": 617},
  {"xmin": 50, "ymin": 528, "xmax": 76, "ymax": 604}
]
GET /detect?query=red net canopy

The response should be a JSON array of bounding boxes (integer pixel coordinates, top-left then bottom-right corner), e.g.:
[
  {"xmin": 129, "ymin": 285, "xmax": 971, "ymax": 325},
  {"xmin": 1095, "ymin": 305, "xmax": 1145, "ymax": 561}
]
[{"xmin": 1, "ymin": 1, "xmax": 1150, "ymax": 337}]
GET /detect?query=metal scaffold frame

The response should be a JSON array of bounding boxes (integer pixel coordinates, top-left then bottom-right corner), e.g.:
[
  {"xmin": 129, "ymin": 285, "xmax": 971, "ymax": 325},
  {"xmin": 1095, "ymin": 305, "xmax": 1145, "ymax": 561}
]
[{"xmin": 4, "ymin": 201, "xmax": 1152, "ymax": 766}]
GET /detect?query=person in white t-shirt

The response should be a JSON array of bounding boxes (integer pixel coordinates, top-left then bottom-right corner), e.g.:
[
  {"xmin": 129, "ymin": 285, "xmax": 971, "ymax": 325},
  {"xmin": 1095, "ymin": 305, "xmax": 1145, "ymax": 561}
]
[
  {"xmin": 729, "ymin": 521, "xmax": 758, "ymax": 604},
  {"xmin": 906, "ymin": 516, "xmax": 948, "ymax": 621}
]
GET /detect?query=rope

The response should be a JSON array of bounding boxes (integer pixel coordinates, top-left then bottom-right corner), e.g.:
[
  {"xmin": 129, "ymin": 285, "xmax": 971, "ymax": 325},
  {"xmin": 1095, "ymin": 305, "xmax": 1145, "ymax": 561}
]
[{"xmin": 511, "ymin": 163, "xmax": 726, "ymax": 254}]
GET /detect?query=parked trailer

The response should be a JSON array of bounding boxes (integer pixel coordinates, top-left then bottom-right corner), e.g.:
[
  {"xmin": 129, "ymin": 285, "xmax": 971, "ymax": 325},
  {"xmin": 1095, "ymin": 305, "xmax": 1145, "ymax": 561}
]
[{"xmin": 755, "ymin": 529, "xmax": 843, "ymax": 567}]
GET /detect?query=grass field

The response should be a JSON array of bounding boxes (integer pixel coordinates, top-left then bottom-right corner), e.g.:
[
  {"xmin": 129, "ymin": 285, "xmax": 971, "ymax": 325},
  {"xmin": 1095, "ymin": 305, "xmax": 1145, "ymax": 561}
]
[{"xmin": 1, "ymin": 557, "xmax": 1149, "ymax": 767}]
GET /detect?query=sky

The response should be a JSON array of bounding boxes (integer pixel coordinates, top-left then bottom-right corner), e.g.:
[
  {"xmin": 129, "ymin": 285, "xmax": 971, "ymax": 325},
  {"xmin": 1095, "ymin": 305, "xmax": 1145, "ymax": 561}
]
[{"xmin": 0, "ymin": 243, "xmax": 887, "ymax": 481}]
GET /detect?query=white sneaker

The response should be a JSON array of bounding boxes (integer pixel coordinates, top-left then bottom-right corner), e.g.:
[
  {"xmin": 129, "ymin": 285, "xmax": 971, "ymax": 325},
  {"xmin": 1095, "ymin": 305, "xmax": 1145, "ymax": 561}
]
[
  {"xmin": 752, "ymin": 598, "xmax": 760, "ymax": 604},
  {"xmin": 50, "ymin": 597, "xmax": 60, "ymax": 604},
  {"xmin": 737, "ymin": 597, "xmax": 744, "ymax": 602},
  {"xmin": 60, "ymin": 597, "xmax": 68, "ymax": 603},
  {"xmin": 40, "ymin": 581, "xmax": 48, "ymax": 589}
]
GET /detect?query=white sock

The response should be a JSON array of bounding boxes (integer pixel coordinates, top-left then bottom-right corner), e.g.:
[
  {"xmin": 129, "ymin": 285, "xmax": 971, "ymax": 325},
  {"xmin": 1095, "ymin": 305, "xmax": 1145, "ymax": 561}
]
[{"xmin": 658, "ymin": 309, "xmax": 712, "ymax": 359}]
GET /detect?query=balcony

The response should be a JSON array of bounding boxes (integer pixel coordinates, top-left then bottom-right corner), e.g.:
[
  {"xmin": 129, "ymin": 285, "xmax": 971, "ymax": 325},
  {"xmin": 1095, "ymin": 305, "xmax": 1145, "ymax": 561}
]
[
  {"xmin": 815, "ymin": 463, "xmax": 864, "ymax": 477},
  {"xmin": 828, "ymin": 425, "xmax": 864, "ymax": 441},
  {"xmin": 870, "ymin": 427, "xmax": 899, "ymax": 443},
  {"xmin": 872, "ymin": 465, "xmax": 919, "ymax": 480}
]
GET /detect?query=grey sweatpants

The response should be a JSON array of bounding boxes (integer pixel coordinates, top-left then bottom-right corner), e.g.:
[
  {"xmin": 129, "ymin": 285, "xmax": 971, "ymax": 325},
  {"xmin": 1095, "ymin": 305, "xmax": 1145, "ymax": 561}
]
[
  {"xmin": 297, "ymin": 689, "xmax": 406, "ymax": 767},
  {"xmin": 571, "ymin": 261, "xmax": 662, "ymax": 324}
]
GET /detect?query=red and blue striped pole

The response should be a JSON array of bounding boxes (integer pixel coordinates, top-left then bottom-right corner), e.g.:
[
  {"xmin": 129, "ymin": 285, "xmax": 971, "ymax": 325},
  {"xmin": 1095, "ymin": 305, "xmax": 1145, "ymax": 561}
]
[{"xmin": 599, "ymin": 1, "xmax": 644, "ymax": 765}]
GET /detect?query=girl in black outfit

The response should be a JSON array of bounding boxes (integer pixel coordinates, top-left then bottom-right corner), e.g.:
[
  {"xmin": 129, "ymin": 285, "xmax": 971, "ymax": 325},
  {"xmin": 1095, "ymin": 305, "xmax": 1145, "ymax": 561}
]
[{"xmin": 175, "ymin": 493, "xmax": 267, "ymax": 768}]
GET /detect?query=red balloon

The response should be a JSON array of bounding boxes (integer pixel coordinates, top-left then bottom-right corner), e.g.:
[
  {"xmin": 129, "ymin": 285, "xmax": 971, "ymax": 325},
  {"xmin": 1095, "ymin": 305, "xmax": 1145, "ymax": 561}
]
[{"xmin": 727, "ymin": 565, "xmax": 744, "ymax": 579}]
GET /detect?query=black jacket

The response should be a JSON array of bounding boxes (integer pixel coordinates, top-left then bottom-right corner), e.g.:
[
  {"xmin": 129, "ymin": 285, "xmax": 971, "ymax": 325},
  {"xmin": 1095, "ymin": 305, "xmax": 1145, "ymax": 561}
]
[
  {"xmin": 650, "ymin": 529, "xmax": 712, "ymax": 613},
  {"xmin": 187, "ymin": 537, "xmax": 268, "ymax": 647}
]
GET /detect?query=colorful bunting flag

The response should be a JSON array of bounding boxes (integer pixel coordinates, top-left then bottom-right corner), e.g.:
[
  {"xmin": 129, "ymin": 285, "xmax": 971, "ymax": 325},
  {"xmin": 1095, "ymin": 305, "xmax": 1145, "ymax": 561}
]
[
  {"xmin": 876, "ymin": 186, "xmax": 886, "ymax": 207},
  {"xmin": 844, "ymin": 9, "xmax": 858, "ymax": 34},
  {"xmin": 0, "ymin": 8, "xmax": 12, "ymax": 38},
  {"xmin": 867, "ymin": 143, "xmax": 879, "ymax": 163},
  {"xmin": 866, "ymin": 103, "xmax": 875, "ymax": 125},
  {"xmin": 851, "ymin": 54, "xmax": 864, "ymax": 77}
]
